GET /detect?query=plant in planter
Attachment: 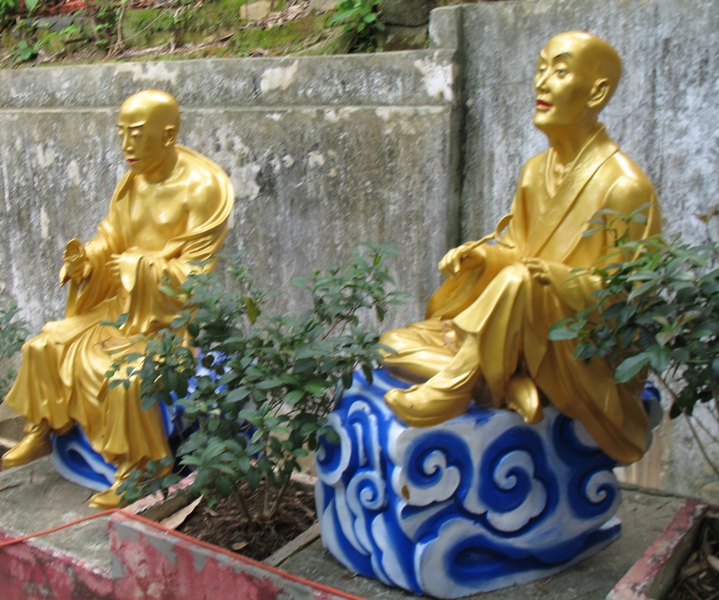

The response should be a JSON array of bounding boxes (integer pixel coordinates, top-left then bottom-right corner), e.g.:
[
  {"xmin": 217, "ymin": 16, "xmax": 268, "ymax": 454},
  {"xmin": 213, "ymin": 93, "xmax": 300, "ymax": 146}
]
[
  {"xmin": 549, "ymin": 207, "xmax": 719, "ymax": 477},
  {"xmin": 112, "ymin": 243, "xmax": 405, "ymax": 556}
]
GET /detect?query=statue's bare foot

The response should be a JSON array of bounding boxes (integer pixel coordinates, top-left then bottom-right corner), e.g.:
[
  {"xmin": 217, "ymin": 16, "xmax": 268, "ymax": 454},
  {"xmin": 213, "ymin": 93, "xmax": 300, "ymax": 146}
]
[
  {"xmin": 385, "ymin": 384, "xmax": 472, "ymax": 427},
  {"xmin": 505, "ymin": 375, "xmax": 543, "ymax": 424},
  {"xmin": 89, "ymin": 479, "xmax": 125, "ymax": 509},
  {"xmin": 1, "ymin": 421, "xmax": 52, "ymax": 469}
]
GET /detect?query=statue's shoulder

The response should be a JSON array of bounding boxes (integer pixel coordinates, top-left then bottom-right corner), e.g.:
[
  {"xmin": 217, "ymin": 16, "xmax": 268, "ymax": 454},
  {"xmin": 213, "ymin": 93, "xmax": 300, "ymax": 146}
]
[
  {"xmin": 176, "ymin": 145, "xmax": 231, "ymax": 186},
  {"xmin": 603, "ymin": 149, "xmax": 656, "ymax": 198},
  {"xmin": 600, "ymin": 149, "xmax": 658, "ymax": 220},
  {"xmin": 173, "ymin": 146, "xmax": 235, "ymax": 223}
]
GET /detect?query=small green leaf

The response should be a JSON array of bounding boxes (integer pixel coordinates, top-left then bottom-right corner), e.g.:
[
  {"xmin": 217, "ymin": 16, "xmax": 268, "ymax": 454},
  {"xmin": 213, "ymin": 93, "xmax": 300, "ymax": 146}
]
[{"xmin": 615, "ymin": 354, "xmax": 650, "ymax": 383}]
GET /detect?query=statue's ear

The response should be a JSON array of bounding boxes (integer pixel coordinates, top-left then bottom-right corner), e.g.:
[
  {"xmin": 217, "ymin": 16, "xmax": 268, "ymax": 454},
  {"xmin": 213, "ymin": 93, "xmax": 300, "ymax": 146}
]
[
  {"xmin": 163, "ymin": 125, "xmax": 178, "ymax": 147},
  {"xmin": 588, "ymin": 79, "xmax": 610, "ymax": 109}
]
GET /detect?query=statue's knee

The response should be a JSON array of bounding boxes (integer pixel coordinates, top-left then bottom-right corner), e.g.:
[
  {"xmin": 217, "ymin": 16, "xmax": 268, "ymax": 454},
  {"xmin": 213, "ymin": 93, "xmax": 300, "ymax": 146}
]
[{"xmin": 379, "ymin": 328, "xmax": 403, "ymax": 351}]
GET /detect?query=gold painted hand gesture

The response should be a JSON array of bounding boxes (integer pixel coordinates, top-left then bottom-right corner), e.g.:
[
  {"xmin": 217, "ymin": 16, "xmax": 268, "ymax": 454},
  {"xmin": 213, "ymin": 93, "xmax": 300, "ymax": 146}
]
[{"xmin": 59, "ymin": 238, "xmax": 91, "ymax": 286}]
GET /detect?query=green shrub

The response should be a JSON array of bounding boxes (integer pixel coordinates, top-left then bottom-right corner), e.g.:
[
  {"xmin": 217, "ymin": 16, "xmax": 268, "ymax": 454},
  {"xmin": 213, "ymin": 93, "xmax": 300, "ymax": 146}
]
[
  {"xmin": 114, "ymin": 243, "xmax": 405, "ymax": 514},
  {"xmin": 550, "ymin": 207, "xmax": 719, "ymax": 474},
  {"xmin": 330, "ymin": 0, "xmax": 384, "ymax": 51},
  {"xmin": 0, "ymin": 299, "xmax": 28, "ymax": 399}
]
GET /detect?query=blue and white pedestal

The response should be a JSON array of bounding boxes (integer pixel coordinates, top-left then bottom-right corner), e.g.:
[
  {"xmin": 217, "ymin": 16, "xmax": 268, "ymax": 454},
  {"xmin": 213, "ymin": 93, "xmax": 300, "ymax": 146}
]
[
  {"xmin": 49, "ymin": 399, "xmax": 184, "ymax": 491},
  {"xmin": 315, "ymin": 368, "xmax": 661, "ymax": 599}
]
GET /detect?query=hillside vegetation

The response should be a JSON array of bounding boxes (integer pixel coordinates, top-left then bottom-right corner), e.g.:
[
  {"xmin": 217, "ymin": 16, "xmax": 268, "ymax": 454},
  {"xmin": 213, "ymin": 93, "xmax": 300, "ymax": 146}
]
[{"xmin": 0, "ymin": 0, "xmax": 487, "ymax": 67}]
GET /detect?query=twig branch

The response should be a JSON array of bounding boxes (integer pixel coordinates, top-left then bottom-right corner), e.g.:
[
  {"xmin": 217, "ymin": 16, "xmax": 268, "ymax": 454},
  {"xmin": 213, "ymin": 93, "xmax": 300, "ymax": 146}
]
[{"xmin": 685, "ymin": 415, "xmax": 719, "ymax": 479}]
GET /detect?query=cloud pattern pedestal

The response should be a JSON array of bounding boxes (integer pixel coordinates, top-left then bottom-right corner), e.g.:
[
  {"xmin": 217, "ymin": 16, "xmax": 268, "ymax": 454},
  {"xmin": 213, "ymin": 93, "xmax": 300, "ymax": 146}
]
[{"xmin": 315, "ymin": 368, "xmax": 661, "ymax": 599}]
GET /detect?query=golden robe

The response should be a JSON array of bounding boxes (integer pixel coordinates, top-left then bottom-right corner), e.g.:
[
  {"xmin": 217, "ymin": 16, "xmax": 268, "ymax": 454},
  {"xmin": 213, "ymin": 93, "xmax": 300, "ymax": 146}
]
[
  {"xmin": 383, "ymin": 128, "xmax": 660, "ymax": 463},
  {"xmin": 5, "ymin": 146, "xmax": 234, "ymax": 468}
]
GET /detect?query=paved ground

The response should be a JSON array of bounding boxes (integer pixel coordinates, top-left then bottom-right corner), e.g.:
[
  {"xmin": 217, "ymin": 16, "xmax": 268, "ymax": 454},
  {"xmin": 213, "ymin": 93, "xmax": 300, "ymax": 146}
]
[
  {"xmin": 279, "ymin": 485, "xmax": 686, "ymax": 599},
  {"xmin": 0, "ymin": 457, "xmax": 112, "ymax": 573}
]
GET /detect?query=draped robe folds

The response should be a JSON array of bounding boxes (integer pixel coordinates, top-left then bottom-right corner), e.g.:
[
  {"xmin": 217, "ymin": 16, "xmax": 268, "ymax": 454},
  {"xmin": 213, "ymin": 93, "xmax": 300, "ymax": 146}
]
[
  {"xmin": 5, "ymin": 146, "xmax": 234, "ymax": 468},
  {"xmin": 382, "ymin": 128, "xmax": 661, "ymax": 463}
]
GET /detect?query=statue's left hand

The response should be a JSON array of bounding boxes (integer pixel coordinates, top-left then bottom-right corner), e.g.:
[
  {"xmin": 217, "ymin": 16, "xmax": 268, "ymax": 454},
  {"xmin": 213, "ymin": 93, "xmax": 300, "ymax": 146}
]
[{"xmin": 523, "ymin": 258, "xmax": 551, "ymax": 285}]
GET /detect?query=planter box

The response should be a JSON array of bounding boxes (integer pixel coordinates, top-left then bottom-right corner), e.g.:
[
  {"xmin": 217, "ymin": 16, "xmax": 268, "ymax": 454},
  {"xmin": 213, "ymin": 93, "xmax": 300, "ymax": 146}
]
[
  {"xmin": 115, "ymin": 471, "xmax": 345, "ymax": 599},
  {"xmin": 608, "ymin": 499, "xmax": 718, "ymax": 600}
]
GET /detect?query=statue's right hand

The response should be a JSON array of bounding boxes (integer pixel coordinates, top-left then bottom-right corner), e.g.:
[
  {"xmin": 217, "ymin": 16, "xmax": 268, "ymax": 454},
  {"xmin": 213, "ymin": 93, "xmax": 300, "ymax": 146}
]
[{"xmin": 439, "ymin": 243, "xmax": 485, "ymax": 278}]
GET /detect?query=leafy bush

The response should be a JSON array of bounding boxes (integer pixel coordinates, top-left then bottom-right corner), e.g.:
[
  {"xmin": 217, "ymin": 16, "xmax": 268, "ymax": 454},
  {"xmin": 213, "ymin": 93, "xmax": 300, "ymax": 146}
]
[
  {"xmin": 549, "ymin": 207, "xmax": 719, "ymax": 473},
  {"xmin": 330, "ymin": 0, "xmax": 385, "ymax": 51},
  {"xmin": 114, "ymin": 243, "xmax": 405, "ymax": 515}
]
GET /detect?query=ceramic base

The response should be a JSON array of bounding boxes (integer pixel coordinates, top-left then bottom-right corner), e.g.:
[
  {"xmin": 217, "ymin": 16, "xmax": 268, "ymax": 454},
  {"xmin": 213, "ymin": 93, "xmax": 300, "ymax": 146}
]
[{"xmin": 315, "ymin": 368, "xmax": 660, "ymax": 599}]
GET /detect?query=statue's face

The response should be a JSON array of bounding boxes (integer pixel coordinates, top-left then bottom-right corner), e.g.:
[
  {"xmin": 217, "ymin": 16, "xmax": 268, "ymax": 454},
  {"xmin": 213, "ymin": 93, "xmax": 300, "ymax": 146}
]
[
  {"xmin": 533, "ymin": 34, "xmax": 598, "ymax": 130},
  {"xmin": 117, "ymin": 101, "xmax": 171, "ymax": 176}
]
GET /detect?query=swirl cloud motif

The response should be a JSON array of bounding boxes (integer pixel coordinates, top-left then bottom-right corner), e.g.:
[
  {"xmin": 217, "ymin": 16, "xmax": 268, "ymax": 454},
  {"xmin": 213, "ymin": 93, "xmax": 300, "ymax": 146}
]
[{"xmin": 315, "ymin": 368, "xmax": 660, "ymax": 598}]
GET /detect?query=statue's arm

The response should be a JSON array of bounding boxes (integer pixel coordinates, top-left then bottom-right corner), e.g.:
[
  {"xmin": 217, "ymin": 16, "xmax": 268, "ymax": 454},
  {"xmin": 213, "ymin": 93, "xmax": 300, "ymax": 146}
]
[
  {"xmin": 522, "ymin": 174, "xmax": 658, "ymax": 309},
  {"xmin": 603, "ymin": 174, "xmax": 658, "ymax": 253},
  {"xmin": 61, "ymin": 218, "xmax": 123, "ymax": 317}
]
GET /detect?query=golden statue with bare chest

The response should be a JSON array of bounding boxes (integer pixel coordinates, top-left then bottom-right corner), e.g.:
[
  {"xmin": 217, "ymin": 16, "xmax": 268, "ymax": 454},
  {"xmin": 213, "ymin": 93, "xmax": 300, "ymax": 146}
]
[{"xmin": 2, "ymin": 90, "xmax": 234, "ymax": 508}]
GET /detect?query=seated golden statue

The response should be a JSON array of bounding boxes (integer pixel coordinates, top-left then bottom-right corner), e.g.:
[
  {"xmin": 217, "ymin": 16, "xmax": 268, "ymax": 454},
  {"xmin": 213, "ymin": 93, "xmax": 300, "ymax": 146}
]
[
  {"xmin": 382, "ymin": 31, "xmax": 661, "ymax": 464},
  {"xmin": 1, "ymin": 90, "xmax": 234, "ymax": 508}
]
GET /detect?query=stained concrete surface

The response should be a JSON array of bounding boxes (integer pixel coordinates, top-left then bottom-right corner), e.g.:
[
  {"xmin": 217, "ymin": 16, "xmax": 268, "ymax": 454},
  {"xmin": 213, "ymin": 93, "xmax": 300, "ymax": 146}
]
[{"xmin": 0, "ymin": 457, "xmax": 112, "ymax": 573}]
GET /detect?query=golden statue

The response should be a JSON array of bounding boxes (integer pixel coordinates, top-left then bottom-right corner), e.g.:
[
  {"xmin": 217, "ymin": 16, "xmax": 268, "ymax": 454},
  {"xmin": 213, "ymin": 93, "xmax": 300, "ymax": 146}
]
[
  {"xmin": 1, "ymin": 90, "xmax": 234, "ymax": 508},
  {"xmin": 381, "ymin": 31, "xmax": 661, "ymax": 464}
]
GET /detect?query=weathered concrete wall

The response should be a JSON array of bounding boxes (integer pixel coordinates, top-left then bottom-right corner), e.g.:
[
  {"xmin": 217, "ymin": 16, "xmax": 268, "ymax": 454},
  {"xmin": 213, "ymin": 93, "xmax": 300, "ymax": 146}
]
[
  {"xmin": 0, "ymin": 52, "xmax": 460, "ymax": 331},
  {"xmin": 452, "ymin": 0, "xmax": 719, "ymax": 246}
]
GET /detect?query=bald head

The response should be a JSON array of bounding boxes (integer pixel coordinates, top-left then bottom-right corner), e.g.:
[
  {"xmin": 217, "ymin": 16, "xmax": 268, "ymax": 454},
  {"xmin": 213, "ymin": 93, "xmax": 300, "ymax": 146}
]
[
  {"xmin": 534, "ymin": 31, "xmax": 623, "ymax": 134},
  {"xmin": 546, "ymin": 31, "xmax": 622, "ymax": 107},
  {"xmin": 120, "ymin": 90, "xmax": 180, "ymax": 131}
]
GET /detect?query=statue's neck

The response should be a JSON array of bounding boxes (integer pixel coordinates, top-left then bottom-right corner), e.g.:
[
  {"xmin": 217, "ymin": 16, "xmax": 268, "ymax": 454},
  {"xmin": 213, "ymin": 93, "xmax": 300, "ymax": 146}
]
[
  {"xmin": 543, "ymin": 123, "xmax": 604, "ymax": 196},
  {"xmin": 138, "ymin": 147, "xmax": 180, "ymax": 185},
  {"xmin": 545, "ymin": 121, "xmax": 603, "ymax": 166}
]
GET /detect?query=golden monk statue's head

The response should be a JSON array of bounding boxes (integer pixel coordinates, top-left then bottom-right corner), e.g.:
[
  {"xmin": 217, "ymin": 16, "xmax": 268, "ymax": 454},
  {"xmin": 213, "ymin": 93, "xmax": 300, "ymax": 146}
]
[
  {"xmin": 534, "ymin": 31, "xmax": 621, "ymax": 135},
  {"xmin": 117, "ymin": 89, "xmax": 180, "ymax": 179}
]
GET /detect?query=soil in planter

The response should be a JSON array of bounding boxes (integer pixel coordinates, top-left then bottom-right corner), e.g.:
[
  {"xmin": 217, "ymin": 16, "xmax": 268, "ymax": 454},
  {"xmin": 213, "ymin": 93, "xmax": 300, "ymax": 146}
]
[
  {"xmin": 669, "ymin": 517, "xmax": 719, "ymax": 599},
  {"xmin": 178, "ymin": 481, "xmax": 317, "ymax": 562}
]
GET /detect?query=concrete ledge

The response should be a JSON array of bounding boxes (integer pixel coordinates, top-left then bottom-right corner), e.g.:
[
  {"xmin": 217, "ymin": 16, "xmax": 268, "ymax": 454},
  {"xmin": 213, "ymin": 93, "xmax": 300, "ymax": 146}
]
[
  {"xmin": 108, "ymin": 512, "xmax": 361, "ymax": 600},
  {"xmin": 607, "ymin": 499, "xmax": 717, "ymax": 600},
  {"xmin": 0, "ymin": 51, "xmax": 458, "ymax": 109}
]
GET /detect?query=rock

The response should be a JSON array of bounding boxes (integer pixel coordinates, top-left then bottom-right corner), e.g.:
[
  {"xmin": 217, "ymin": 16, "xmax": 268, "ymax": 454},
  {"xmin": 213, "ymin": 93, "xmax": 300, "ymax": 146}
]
[
  {"xmin": 240, "ymin": 0, "xmax": 272, "ymax": 21},
  {"xmin": 381, "ymin": 0, "xmax": 436, "ymax": 27},
  {"xmin": 308, "ymin": 0, "xmax": 336, "ymax": 15}
]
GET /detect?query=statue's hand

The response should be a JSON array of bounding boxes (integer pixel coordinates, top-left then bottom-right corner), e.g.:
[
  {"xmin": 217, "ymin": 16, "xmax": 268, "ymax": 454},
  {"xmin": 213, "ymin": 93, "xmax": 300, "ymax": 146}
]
[
  {"xmin": 523, "ymin": 258, "xmax": 551, "ymax": 285},
  {"xmin": 439, "ymin": 244, "xmax": 486, "ymax": 278},
  {"xmin": 108, "ymin": 252, "xmax": 142, "ymax": 292},
  {"xmin": 107, "ymin": 254, "xmax": 123, "ymax": 282},
  {"xmin": 59, "ymin": 238, "xmax": 91, "ymax": 286}
]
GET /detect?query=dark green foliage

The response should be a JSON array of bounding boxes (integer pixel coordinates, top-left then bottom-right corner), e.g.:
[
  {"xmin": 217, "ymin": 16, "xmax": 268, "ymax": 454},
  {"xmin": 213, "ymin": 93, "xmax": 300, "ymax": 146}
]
[
  {"xmin": 116, "ymin": 456, "xmax": 181, "ymax": 505},
  {"xmin": 549, "ymin": 206, "xmax": 719, "ymax": 422},
  {"xmin": 330, "ymin": 0, "xmax": 385, "ymax": 51},
  {"xmin": 113, "ymin": 243, "xmax": 405, "ymax": 517}
]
